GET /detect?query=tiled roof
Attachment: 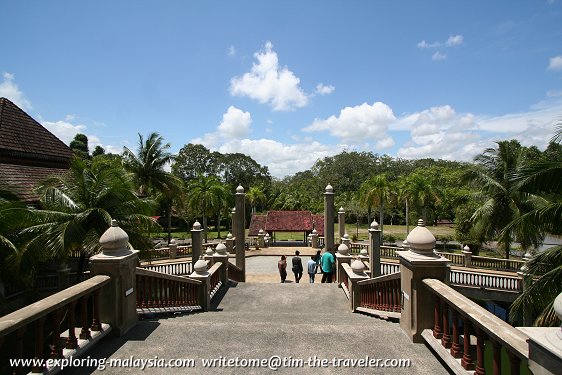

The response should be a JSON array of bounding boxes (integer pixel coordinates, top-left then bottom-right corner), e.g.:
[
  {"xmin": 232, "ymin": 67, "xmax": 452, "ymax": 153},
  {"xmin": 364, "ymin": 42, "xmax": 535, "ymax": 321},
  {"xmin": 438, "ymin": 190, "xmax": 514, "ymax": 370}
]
[
  {"xmin": 265, "ymin": 211, "xmax": 314, "ymax": 232},
  {"xmin": 0, "ymin": 163, "xmax": 67, "ymax": 202},
  {"xmin": 248, "ymin": 215, "xmax": 267, "ymax": 236},
  {"xmin": 0, "ymin": 97, "xmax": 73, "ymax": 163},
  {"xmin": 312, "ymin": 214, "xmax": 325, "ymax": 236}
]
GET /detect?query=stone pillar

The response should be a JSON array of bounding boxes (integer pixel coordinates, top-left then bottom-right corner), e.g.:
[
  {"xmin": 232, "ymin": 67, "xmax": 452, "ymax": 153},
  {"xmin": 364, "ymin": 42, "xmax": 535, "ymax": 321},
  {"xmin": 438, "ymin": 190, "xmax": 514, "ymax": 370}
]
[
  {"xmin": 257, "ymin": 229, "xmax": 265, "ymax": 249},
  {"xmin": 264, "ymin": 233, "xmax": 270, "ymax": 248},
  {"xmin": 89, "ymin": 220, "xmax": 138, "ymax": 336},
  {"xmin": 214, "ymin": 242, "xmax": 229, "ymax": 285},
  {"xmin": 324, "ymin": 184, "xmax": 335, "ymax": 252},
  {"xmin": 462, "ymin": 245, "xmax": 472, "ymax": 268},
  {"xmin": 235, "ymin": 185, "xmax": 246, "ymax": 281},
  {"xmin": 311, "ymin": 229, "xmax": 319, "ymax": 249},
  {"xmin": 335, "ymin": 242, "xmax": 352, "ymax": 285},
  {"xmin": 397, "ymin": 219, "xmax": 450, "ymax": 343},
  {"xmin": 369, "ymin": 220, "xmax": 382, "ymax": 277},
  {"xmin": 191, "ymin": 221, "xmax": 203, "ymax": 264},
  {"xmin": 169, "ymin": 239, "xmax": 177, "ymax": 259},
  {"xmin": 349, "ymin": 259, "xmax": 369, "ymax": 311},
  {"xmin": 190, "ymin": 257, "xmax": 211, "ymax": 311},
  {"xmin": 231, "ymin": 207, "xmax": 236, "ymax": 239},
  {"xmin": 338, "ymin": 207, "xmax": 346, "ymax": 242},
  {"xmin": 225, "ymin": 232, "xmax": 234, "ymax": 253}
]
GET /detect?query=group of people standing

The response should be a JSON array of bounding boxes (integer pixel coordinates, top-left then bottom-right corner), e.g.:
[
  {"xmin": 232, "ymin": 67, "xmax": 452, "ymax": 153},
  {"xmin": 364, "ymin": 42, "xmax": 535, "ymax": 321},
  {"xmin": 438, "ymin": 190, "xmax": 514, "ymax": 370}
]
[{"xmin": 277, "ymin": 249, "xmax": 335, "ymax": 284}]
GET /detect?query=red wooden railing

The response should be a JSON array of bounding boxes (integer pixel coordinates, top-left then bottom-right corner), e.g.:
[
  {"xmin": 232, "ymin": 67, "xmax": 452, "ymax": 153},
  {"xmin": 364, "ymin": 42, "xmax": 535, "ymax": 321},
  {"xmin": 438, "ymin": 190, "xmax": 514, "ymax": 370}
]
[
  {"xmin": 135, "ymin": 268, "xmax": 201, "ymax": 313},
  {"xmin": 357, "ymin": 272, "xmax": 401, "ymax": 313}
]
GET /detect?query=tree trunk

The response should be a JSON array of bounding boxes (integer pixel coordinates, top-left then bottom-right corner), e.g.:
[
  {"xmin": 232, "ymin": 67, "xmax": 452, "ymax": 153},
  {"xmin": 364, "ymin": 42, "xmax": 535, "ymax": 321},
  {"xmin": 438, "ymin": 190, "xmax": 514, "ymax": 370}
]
[
  {"xmin": 203, "ymin": 212, "xmax": 208, "ymax": 243},
  {"xmin": 405, "ymin": 200, "xmax": 409, "ymax": 236},
  {"xmin": 167, "ymin": 201, "xmax": 172, "ymax": 245},
  {"xmin": 380, "ymin": 201, "xmax": 385, "ymax": 237},
  {"xmin": 217, "ymin": 212, "xmax": 221, "ymax": 239}
]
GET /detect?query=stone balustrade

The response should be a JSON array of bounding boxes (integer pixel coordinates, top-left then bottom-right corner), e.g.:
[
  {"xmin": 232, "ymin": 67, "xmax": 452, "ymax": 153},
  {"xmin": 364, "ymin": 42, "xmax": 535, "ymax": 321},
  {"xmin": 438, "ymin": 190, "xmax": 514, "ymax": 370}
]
[
  {"xmin": 0, "ymin": 275, "xmax": 111, "ymax": 374},
  {"xmin": 422, "ymin": 278, "xmax": 530, "ymax": 374},
  {"xmin": 449, "ymin": 269, "xmax": 522, "ymax": 292},
  {"xmin": 340, "ymin": 262, "xmax": 369, "ymax": 312},
  {"xmin": 141, "ymin": 261, "xmax": 193, "ymax": 276},
  {"xmin": 227, "ymin": 262, "xmax": 244, "ymax": 282}
]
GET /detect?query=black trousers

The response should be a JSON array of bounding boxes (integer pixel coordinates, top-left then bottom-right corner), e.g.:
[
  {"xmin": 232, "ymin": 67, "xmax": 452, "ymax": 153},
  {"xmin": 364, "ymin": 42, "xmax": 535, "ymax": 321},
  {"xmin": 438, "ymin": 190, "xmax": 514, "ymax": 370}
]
[
  {"xmin": 293, "ymin": 271, "xmax": 302, "ymax": 283},
  {"xmin": 321, "ymin": 271, "xmax": 333, "ymax": 283}
]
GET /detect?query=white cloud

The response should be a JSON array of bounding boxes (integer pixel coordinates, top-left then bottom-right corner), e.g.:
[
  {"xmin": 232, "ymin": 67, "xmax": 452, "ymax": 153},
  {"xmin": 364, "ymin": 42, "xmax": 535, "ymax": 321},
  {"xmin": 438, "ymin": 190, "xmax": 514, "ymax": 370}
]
[
  {"xmin": 229, "ymin": 41, "xmax": 309, "ymax": 111},
  {"xmin": 548, "ymin": 55, "xmax": 562, "ymax": 71},
  {"xmin": 303, "ymin": 101, "xmax": 396, "ymax": 148},
  {"xmin": 227, "ymin": 45, "xmax": 236, "ymax": 57},
  {"xmin": 446, "ymin": 35, "xmax": 464, "ymax": 46},
  {"xmin": 217, "ymin": 106, "xmax": 252, "ymax": 138},
  {"xmin": 417, "ymin": 40, "xmax": 440, "ymax": 49},
  {"xmin": 0, "ymin": 72, "xmax": 32, "ymax": 110},
  {"xmin": 432, "ymin": 52, "xmax": 447, "ymax": 61},
  {"xmin": 41, "ymin": 119, "xmax": 87, "ymax": 145},
  {"xmin": 315, "ymin": 83, "xmax": 335, "ymax": 95}
]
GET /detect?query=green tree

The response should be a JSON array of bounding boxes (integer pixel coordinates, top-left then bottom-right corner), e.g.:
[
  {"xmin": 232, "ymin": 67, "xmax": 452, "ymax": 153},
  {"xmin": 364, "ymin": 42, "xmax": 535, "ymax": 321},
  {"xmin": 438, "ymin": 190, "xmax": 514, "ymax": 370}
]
[
  {"xmin": 247, "ymin": 186, "xmax": 266, "ymax": 216},
  {"xmin": 92, "ymin": 145, "xmax": 105, "ymax": 157},
  {"xmin": 464, "ymin": 140, "xmax": 542, "ymax": 259},
  {"xmin": 398, "ymin": 171, "xmax": 441, "ymax": 225},
  {"xmin": 172, "ymin": 143, "xmax": 221, "ymax": 182},
  {"xmin": 18, "ymin": 157, "xmax": 158, "ymax": 269},
  {"xmin": 359, "ymin": 174, "xmax": 392, "ymax": 234},
  {"xmin": 188, "ymin": 175, "xmax": 228, "ymax": 242},
  {"xmin": 69, "ymin": 133, "xmax": 90, "ymax": 159}
]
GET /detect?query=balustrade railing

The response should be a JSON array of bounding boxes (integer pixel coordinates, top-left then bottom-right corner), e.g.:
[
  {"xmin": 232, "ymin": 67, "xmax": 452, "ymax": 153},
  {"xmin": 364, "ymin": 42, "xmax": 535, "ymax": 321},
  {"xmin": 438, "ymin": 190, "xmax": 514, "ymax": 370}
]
[
  {"xmin": 135, "ymin": 268, "xmax": 202, "ymax": 314},
  {"xmin": 139, "ymin": 245, "xmax": 193, "ymax": 261},
  {"xmin": 227, "ymin": 262, "xmax": 243, "ymax": 282},
  {"xmin": 423, "ymin": 279, "xmax": 529, "ymax": 374},
  {"xmin": 0, "ymin": 275, "xmax": 111, "ymax": 375},
  {"xmin": 357, "ymin": 272, "xmax": 401, "ymax": 315},
  {"xmin": 471, "ymin": 256, "xmax": 524, "ymax": 272},
  {"xmin": 208, "ymin": 263, "xmax": 223, "ymax": 300},
  {"xmin": 449, "ymin": 269, "xmax": 522, "ymax": 292},
  {"xmin": 380, "ymin": 245, "xmax": 401, "ymax": 258},
  {"xmin": 435, "ymin": 251, "xmax": 464, "ymax": 265},
  {"xmin": 380, "ymin": 261, "xmax": 400, "ymax": 275},
  {"xmin": 349, "ymin": 242, "xmax": 369, "ymax": 254},
  {"xmin": 141, "ymin": 261, "xmax": 192, "ymax": 276}
]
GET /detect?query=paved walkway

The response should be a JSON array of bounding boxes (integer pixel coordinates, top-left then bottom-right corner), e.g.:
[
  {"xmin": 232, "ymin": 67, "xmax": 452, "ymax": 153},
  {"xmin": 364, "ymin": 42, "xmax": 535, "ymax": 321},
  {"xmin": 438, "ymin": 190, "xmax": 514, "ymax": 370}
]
[{"xmin": 63, "ymin": 280, "xmax": 447, "ymax": 375}]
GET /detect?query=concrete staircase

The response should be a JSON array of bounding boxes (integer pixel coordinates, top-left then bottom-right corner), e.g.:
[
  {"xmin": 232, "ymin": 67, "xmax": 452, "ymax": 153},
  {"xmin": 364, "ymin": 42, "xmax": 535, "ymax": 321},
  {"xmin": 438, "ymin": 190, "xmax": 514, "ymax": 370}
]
[{"xmin": 63, "ymin": 282, "xmax": 448, "ymax": 374}]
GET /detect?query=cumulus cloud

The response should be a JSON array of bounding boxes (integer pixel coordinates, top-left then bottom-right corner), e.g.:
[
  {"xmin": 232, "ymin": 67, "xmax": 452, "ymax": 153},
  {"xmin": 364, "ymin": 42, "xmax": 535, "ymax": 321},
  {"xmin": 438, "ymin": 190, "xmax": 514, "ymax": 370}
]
[
  {"xmin": 432, "ymin": 52, "xmax": 447, "ymax": 61},
  {"xmin": 229, "ymin": 41, "xmax": 309, "ymax": 111},
  {"xmin": 218, "ymin": 106, "xmax": 252, "ymax": 138},
  {"xmin": 315, "ymin": 83, "xmax": 335, "ymax": 95},
  {"xmin": 445, "ymin": 35, "xmax": 464, "ymax": 46},
  {"xmin": 417, "ymin": 40, "xmax": 440, "ymax": 49},
  {"xmin": 303, "ymin": 101, "xmax": 396, "ymax": 148},
  {"xmin": 0, "ymin": 72, "xmax": 32, "ymax": 110},
  {"xmin": 41, "ymin": 119, "xmax": 87, "ymax": 145},
  {"xmin": 548, "ymin": 55, "xmax": 562, "ymax": 71}
]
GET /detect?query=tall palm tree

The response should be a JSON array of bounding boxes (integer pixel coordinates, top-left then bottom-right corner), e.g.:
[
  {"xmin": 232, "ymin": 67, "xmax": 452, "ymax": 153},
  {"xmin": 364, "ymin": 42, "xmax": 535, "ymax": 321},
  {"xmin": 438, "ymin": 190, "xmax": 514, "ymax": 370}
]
[
  {"xmin": 464, "ymin": 140, "xmax": 542, "ymax": 259},
  {"xmin": 247, "ymin": 186, "xmax": 266, "ymax": 216},
  {"xmin": 508, "ymin": 124, "xmax": 562, "ymax": 326},
  {"xmin": 188, "ymin": 175, "xmax": 228, "ymax": 242},
  {"xmin": 16, "ymin": 157, "xmax": 158, "ymax": 270},
  {"xmin": 122, "ymin": 132, "xmax": 182, "ymax": 243},
  {"xmin": 359, "ymin": 174, "xmax": 391, "ymax": 234},
  {"xmin": 122, "ymin": 132, "xmax": 175, "ymax": 197},
  {"xmin": 399, "ymin": 171, "xmax": 441, "ymax": 225}
]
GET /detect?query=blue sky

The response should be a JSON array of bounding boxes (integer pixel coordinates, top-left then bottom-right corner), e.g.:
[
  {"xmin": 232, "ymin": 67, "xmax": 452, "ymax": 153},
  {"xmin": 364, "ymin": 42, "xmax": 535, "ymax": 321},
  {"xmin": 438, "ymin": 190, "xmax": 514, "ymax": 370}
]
[{"xmin": 1, "ymin": 1, "xmax": 562, "ymax": 177}]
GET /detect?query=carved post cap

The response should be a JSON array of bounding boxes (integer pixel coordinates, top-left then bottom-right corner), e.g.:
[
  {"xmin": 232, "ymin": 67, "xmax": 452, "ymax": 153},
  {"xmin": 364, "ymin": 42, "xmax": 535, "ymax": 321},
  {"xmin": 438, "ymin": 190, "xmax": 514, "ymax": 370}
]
[
  {"xmin": 215, "ymin": 242, "xmax": 227, "ymax": 255},
  {"xmin": 338, "ymin": 243, "xmax": 350, "ymax": 255},
  {"xmin": 236, "ymin": 185, "xmax": 244, "ymax": 194},
  {"xmin": 99, "ymin": 219, "xmax": 130, "ymax": 255},
  {"xmin": 370, "ymin": 219, "xmax": 379, "ymax": 230},
  {"xmin": 192, "ymin": 220, "xmax": 202, "ymax": 230},
  {"xmin": 194, "ymin": 256, "xmax": 208, "ymax": 275},
  {"xmin": 463, "ymin": 245, "xmax": 471, "ymax": 253},
  {"xmin": 325, "ymin": 183, "xmax": 334, "ymax": 194},
  {"xmin": 339, "ymin": 206, "xmax": 345, "ymax": 213},
  {"xmin": 226, "ymin": 232, "xmax": 233, "ymax": 239},
  {"xmin": 405, "ymin": 219, "xmax": 436, "ymax": 255},
  {"xmin": 351, "ymin": 257, "xmax": 366, "ymax": 275}
]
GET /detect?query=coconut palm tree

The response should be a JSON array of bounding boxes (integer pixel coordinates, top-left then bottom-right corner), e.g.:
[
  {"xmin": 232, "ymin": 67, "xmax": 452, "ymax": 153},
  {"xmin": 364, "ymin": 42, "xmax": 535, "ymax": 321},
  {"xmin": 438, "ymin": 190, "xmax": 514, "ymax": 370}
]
[
  {"xmin": 398, "ymin": 171, "xmax": 441, "ymax": 225},
  {"xmin": 16, "ymin": 157, "xmax": 158, "ymax": 271},
  {"xmin": 188, "ymin": 175, "xmax": 228, "ymax": 242},
  {"xmin": 359, "ymin": 174, "xmax": 391, "ymax": 234},
  {"xmin": 247, "ymin": 186, "xmax": 266, "ymax": 216},
  {"xmin": 507, "ymin": 124, "xmax": 562, "ymax": 326},
  {"xmin": 122, "ymin": 132, "xmax": 182, "ymax": 243},
  {"xmin": 464, "ymin": 140, "xmax": 542, "ymax": 259}
]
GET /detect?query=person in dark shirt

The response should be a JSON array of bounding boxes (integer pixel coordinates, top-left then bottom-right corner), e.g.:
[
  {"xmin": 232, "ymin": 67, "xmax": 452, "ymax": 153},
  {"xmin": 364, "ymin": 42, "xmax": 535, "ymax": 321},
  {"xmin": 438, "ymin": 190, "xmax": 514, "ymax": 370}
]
[
  {"xmin": 278, "ymin": 255, "xmax": 287, "ymax": 283},
  {"xmin": 291, "ymin": 250, "xmax": 303, "ymax": 283}
]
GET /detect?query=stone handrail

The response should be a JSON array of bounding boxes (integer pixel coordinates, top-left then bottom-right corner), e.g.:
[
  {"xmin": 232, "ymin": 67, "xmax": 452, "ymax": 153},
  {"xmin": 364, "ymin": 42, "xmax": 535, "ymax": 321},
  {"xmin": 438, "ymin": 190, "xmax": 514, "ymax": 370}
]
[
  {"xmin": 423, "ymin": 278, "xmax": 529, "ymax": 374},
  {"xmin": 0, "ymin": 275, "xmax": 111, "ymax": 374},
  {"xmin": 357, "ymin": 272, "xmax": 401, "ymax": 318},
  {"xmin": 340, "ymin": 263, "xmax": 369, "ymax": 311},
  {"xmin": 227, "ymin": 262, "xmax": 243, "ymax": 282},
  {"xmin": 449, "ymin": 269, "xmax": 522, "ymax": 292},
  {"xmin": 470, "ymin": 255, "xmax": 524, "ymax": 272},
  {"xmin": 141, "ymin": 261, "xmax": 193, "ymax": 276},
  {"xmin": 434, "ymin": 251, "xmax": 464, "ymax": 265},
  {"xmin": 140, "ymin": 245, "xmax": 193, "ymax": 261},
  {"xmin": 135, "ymin": 268, "xmax": 202, "ymax": 314},
  {"xmin": 208, "ymin": 262, "xmax": 223, "ymax": 300}
]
